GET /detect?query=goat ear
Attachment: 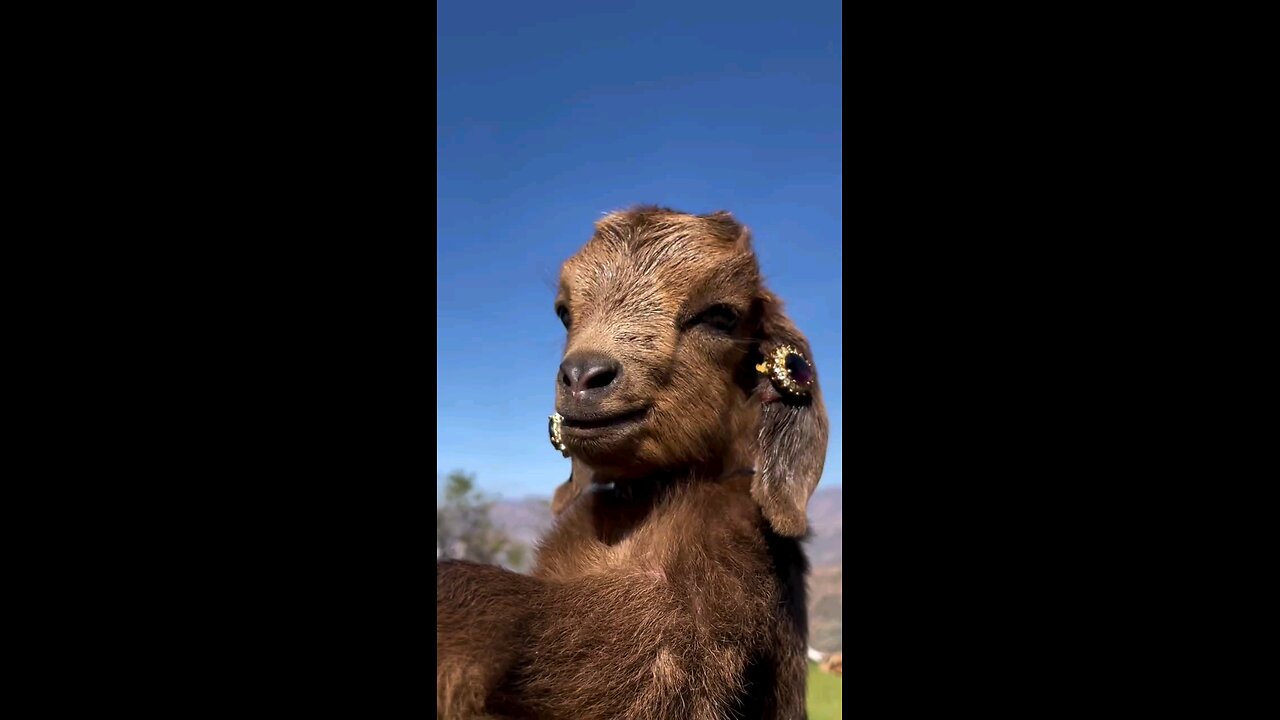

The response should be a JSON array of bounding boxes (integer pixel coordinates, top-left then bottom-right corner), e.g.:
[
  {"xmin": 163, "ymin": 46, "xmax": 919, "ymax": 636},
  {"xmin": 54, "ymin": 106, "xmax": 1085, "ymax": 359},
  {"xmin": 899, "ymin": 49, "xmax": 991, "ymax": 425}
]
[
  {"xmin": 551, "ymin": 459, "xmax": 592, "ymax": 516},
  {"xmin": 751, "ymin": 291, "xmax": 829, "ymax": 537}
]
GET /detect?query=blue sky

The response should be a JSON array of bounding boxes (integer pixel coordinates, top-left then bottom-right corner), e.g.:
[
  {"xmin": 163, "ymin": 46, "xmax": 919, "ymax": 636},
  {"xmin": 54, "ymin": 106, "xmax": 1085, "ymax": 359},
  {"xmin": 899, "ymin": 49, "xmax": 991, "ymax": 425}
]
[{"xmin": 437, "ymin": 0, "xmax": 842, "ymax": 499}]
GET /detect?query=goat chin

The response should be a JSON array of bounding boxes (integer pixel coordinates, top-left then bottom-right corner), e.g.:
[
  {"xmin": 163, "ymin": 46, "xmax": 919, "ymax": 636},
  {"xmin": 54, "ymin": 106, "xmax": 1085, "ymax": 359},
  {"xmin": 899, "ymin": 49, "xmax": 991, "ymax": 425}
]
[{"xmin": 437, "ymin": 206, "xmax": 828, "ymax": 720}]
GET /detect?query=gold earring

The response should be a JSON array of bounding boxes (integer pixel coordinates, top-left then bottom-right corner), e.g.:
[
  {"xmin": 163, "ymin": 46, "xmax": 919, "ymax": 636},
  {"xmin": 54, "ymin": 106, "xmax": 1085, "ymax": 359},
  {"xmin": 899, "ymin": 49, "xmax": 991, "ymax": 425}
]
[
  {"xmin": 548, "ymin": 413, "xmax": 569, "ymax": 456},
  {"xmin": 755, "ymin": 344, "xmax": 816, "ymax": 400}
]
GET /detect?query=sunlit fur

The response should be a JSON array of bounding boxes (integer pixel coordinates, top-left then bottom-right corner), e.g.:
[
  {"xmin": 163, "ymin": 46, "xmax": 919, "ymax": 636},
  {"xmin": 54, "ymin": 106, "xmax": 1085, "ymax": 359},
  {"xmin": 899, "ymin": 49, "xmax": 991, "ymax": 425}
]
[{"xmin": 554, "ymin": 209, "xmax": 763, "ymax": 476}]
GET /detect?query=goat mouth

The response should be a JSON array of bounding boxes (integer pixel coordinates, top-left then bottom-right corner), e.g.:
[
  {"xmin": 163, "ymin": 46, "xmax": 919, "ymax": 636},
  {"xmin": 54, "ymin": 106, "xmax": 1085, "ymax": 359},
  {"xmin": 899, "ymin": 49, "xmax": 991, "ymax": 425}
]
[{"xmin": 559, "ymin": 406, "xmax": 650, "ymax": 434}]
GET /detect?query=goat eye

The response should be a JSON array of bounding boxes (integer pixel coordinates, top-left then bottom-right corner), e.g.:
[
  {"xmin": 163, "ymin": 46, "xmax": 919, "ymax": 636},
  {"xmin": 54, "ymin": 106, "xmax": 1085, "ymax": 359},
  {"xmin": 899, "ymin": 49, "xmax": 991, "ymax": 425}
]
[
  {"xmin": 556, "ymin": 305, "xmax": 571, "ymax": 329},
  {"xmin": 691, "ymin": 304, "xmax": 739, "ymax": 333}
]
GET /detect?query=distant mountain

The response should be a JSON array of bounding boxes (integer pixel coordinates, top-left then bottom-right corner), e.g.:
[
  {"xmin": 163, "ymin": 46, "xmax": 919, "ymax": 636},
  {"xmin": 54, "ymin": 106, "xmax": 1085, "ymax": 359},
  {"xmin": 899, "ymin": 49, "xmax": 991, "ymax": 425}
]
[
  {"xmin": 802, "ymin": 486, "xmax": 842, "ymax": 653},
  {"xmin": 484, "ymin": 483, "xmax": 843, "ymax": 652},
  {"xmin": 488, "ymin": 495, "xmax": 554, "ymax": 548},
  {"xmin": 804, "ymin": 486, "xmax": 842, "ymax": 566},
  {"xmin": 807, "ymin": 564, "xmax": 843, "ymax": 653}
]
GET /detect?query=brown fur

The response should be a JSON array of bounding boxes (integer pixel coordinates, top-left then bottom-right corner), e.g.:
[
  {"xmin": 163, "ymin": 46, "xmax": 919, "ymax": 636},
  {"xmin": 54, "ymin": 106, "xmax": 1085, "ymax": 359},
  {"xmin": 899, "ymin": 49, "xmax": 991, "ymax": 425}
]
[{"xmin": 437, "ymin": 206, "xmax": 829, "ymax": 719}]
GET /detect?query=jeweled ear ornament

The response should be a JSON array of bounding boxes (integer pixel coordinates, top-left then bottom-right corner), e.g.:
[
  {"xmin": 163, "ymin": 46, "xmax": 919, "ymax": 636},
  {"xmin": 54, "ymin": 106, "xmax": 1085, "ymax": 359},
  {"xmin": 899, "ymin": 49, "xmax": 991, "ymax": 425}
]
[
  {"xmin": 548, "ymin": 413, "xmax": 569, "ymax": 457},
  {"xmin": 755, "ymin": 344, "xmax": 815, "ymax": 401}
]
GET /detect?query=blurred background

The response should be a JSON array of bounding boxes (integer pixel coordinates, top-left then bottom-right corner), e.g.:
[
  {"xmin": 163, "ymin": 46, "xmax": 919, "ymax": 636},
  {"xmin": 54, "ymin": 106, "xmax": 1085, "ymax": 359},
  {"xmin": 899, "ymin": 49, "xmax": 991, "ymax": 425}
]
[{"xmin": 437, "ymin": 0, "xmax": 842, "ymax": 709}]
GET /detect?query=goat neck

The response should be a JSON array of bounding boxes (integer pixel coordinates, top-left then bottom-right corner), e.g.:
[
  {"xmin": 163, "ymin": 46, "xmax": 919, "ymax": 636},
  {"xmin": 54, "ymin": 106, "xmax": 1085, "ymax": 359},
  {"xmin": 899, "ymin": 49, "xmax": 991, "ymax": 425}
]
[{"xmin": 571, "ymin": 461, "xmax": 756, "ymax": 546}]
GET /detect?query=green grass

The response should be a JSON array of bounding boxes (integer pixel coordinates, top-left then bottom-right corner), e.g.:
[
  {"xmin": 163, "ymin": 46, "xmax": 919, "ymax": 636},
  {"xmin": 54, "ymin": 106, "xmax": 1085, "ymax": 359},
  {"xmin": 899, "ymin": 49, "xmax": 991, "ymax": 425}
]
[{"xmin": 807, "ymin": 661, "xmax": 842, "ymax": 719}]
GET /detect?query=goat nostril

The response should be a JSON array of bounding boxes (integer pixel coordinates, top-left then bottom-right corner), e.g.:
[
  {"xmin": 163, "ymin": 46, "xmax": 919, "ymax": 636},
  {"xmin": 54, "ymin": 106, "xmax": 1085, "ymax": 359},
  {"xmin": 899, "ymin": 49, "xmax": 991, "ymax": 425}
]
[
  {"xmin": 582, "ymin": 366, "xmax": 617, "ymax": 390},
  {"xmin": 559, "ymin": 355, "xmax": 621, "ymax": 394},
  {"xmin": 559, "ymin": 359, "xmax": 580, "ymax": 388}
]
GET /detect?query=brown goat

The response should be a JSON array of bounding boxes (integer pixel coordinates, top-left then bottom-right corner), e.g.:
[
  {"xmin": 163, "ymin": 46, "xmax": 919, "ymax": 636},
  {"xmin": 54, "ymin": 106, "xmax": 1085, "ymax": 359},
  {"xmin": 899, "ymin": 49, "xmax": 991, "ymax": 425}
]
[{"xmin": 437, "ymin": 206, "xmax": 830, "ymax": 719}]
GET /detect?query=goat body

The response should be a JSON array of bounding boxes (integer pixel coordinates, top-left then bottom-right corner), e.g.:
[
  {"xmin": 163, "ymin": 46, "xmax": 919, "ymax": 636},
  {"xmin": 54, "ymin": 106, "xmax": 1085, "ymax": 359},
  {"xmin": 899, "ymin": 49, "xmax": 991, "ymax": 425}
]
[
  {"xmin": 439, "ymin": 474, "xmax": 809, "ymax": 719},
  {"xmin": 438, "ymin": 207, "xmax": 828, "ymax": 720}
]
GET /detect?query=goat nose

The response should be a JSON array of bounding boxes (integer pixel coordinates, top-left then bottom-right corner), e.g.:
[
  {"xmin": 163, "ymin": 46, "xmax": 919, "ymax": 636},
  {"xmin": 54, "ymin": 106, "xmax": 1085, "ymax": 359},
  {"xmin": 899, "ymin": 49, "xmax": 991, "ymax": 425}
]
[{"xmin": 559, "ymin": 353, "xmax": 621, "ymax": 396}]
